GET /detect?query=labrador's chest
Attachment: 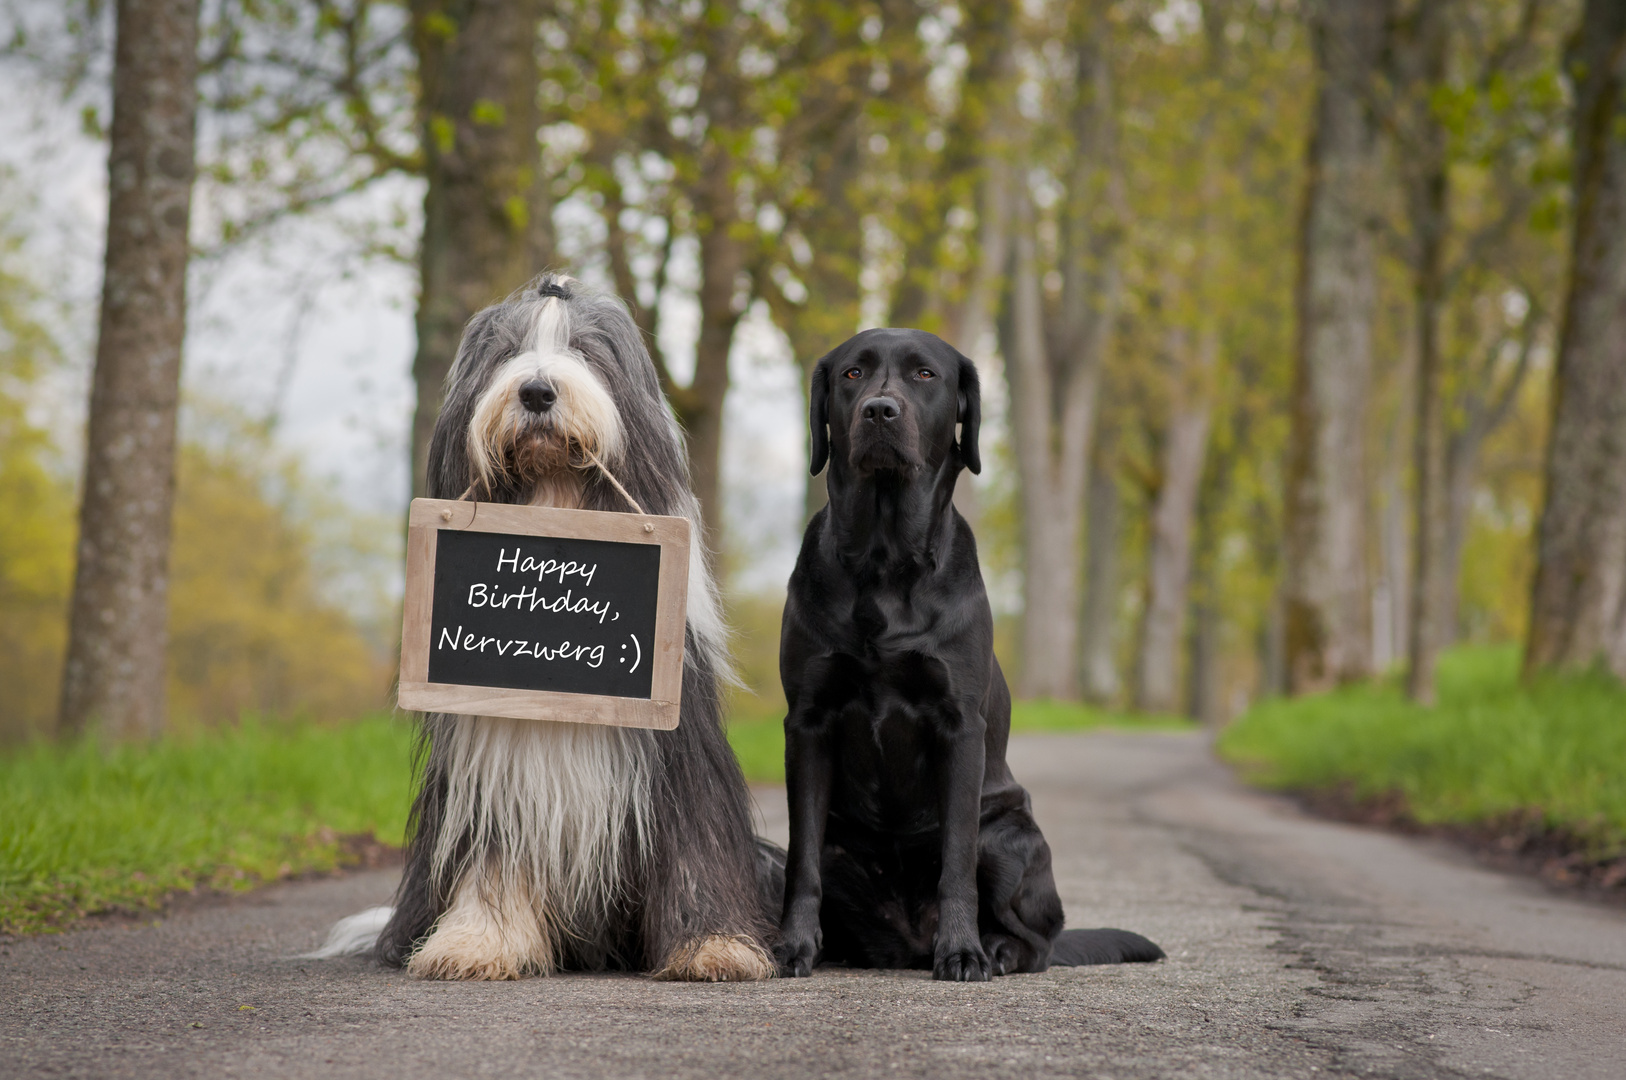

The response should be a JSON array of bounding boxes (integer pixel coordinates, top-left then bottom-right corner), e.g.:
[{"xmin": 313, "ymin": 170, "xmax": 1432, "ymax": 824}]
[{"xmin": 813, "ymin": 648, "xmax": 961, "ymax": 834}]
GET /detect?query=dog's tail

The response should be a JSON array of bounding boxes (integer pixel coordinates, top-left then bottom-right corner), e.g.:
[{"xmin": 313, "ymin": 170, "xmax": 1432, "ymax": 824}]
[
  {"xmin": 1049, "ymin": 928, "xmax": 1165, "ymax": 966},
  {"xmin": 298, "ymin": 906, "xmax": 396, "ymax": 960}
]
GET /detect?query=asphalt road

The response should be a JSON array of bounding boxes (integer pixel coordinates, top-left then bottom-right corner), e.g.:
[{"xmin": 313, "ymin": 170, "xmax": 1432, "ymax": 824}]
[{"xmin": 4, "ymin": 730, "xmax": 1624, "ymax": 1080}]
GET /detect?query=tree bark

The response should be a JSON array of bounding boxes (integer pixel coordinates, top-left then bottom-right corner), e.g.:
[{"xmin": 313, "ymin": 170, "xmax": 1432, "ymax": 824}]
[
  {"xmin": 1079, "ymin": 447, "xmax": 1122, "ymax": 704},
  {"xmin": 1525, "ymin": 1, "xmax": 1626, "ymax": 677},
  {"xmin": 1438, "ymin": 424, "xmax": 1478, "ymax": 649},
  {"xmin": 58, "ymin": 0, "xmax": 201, "ymax": 742},
  {"xmin": 1133, "ymin": 333, "xmax": 1214, "ymax": 715},
  {"xmin": 1405, "ymin": 219, "xmax": 1450, "ymax": 703},
  {"xmin": 1187, "ymin": 428, "xmax": 1237, "ymax": 724},
  {"xmin": 1280, "ymin": 0, "xmax": 1386, "ymax": 697},
  {"xmin": 1003, "ymin": 6, "xmax": 1119, "ymax": 701},
  {"xmin": 1374, "ymin": 446, "xmax": 1410, "ymax": 670},
  {"xmin": 1397, "ymin": 1, "xmax": 1454, "ymax": 706},
  {"xmin": 408, "ymin": 0, "xmax": 552, "ymax": 498},
  {"xmin": 1007, "ymin": 189, "xmax": 1097, "ymax": 700},
  {"xmin": 1186, "ymin": 589, "xmax": 1222, "ymax": 725},
  {"xmin": 685, "ymin": 151, "xmax": 748, "ymax": 553},
  {"xmin": 1260, "ymin": 590, "xmax": 1286, "ymax": 698},
  {"xmin": 669, "ymin": 5, "xmax": 755, "ymax": 553}
]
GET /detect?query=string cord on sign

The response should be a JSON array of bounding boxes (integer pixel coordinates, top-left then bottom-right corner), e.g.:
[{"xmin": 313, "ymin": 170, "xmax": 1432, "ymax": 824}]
[{"xmin": 454, "ymin": 447, "xmax": 646, "ymax": 517}]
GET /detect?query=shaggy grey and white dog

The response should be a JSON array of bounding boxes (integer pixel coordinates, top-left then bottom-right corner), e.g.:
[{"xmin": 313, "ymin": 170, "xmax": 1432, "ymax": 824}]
[{"xmin": 311, "ymin": 274, "xmax": 777, "ymax": 981}]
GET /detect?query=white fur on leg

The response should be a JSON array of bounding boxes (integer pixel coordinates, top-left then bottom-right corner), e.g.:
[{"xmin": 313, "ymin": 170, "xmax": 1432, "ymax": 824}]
[
  {"xmin": 654, "ymin": 935, "xmax": 776, "ymax": 982},
  {"xmin": 407, "ymin": 864, "xmax": 554, "ymax": 981},
  {"xmin": 431, "ymin": 716, "xmax": 651, "ymax": 931},
  {"xmin": 299, "ymin": 905, "xmax": 394, "ymax": 959}
]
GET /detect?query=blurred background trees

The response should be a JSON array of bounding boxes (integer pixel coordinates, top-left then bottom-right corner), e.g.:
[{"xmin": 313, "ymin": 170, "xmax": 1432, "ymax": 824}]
[{"xmin": 1, "ymin": 0, "xmax": 1621, "ymax": 743}]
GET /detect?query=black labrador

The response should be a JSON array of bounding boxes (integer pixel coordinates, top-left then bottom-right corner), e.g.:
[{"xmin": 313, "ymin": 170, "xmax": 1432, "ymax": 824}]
[{"xmin": 775, "ymin": 328, "xmax": 1164, "ymax": 981}]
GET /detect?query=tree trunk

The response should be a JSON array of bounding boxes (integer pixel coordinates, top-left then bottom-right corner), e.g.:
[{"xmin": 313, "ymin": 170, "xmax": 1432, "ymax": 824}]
[
  {"xmin": 1280, "ymin": 0, "xmax": 1387, "ymax": 696},
  {"xmin": 1374, "ymin": 448, "xmax": 1410, "ymax": 670},
  {"xmin": 1260, "ymin": 590, "xmax": 1286, "ymax": 698},
  {"xmin": 1187, "ymin": 428, "xmax": 1236, "ymax": 724},
  {"xmin": 1613, "ymin": 552, "xmax": 1626, "ymax": 676},
  {"xmin": 1079, "ymin": 448, "xmax": 1122, "ymax": 704},
  {"xmin": 1438, "ymin": 426, "xmax": 1480, "ymax": 648},
  {"xmin": 58, "ymin": 0, "xmax": 201, "ymax": 742},
  {"xmin": 1525, "ymin": 0, "xmax": 1626, "ymax": 677},
  {"xmin": 619, "ymin": 6, "xmax": 752, "ymax": 555},
  {"xmin": 1134, "ymin": 335, "xmax": 1214, "ymax": 714},
  {"xmin": 1400, "ymin": 2, "xmax": 1452, "ymax": 706},
  {"xmin": 1007, "ymin": 188, "xmax": 1097, "ymax": 700},
  {"xmin": 408, "ymin": 0, "xmax": 553, "ymax": 497},
  {"xmin": 1186, "ymin": 589, "xmax": 1222, "ymax": 726},
  {"xmin": 1003, "ymin": 7, "xmax": 1119, "ymax": 701},
  {"xmin": 1406, "ymin": 269, "xmax": 1448, "ymax": 704},
  {"xmin": 685, "ymin": 150, "xmax": 748, "ymax": 552}
]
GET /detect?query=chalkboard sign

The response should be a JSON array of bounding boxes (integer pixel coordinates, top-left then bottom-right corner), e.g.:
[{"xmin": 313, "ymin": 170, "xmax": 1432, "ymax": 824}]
[{"xmin": 398, "ymin": 498, "xmax": 690, "ymax": 729}]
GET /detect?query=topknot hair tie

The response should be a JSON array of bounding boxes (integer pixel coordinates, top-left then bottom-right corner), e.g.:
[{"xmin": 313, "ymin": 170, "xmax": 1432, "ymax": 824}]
[{"xmin": 538, "ymin": 280, "xmax": 573, "ymax": 300}]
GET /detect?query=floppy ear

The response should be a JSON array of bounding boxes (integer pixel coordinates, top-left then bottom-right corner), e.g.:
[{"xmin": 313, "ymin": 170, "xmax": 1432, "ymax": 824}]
[
  {"xmin": 955, "ymin": 349, "xmax": 982, "ymax": 475},
  {"xmin": 808, "ymin": 351, "xmax": 833, "ymax": 476}
]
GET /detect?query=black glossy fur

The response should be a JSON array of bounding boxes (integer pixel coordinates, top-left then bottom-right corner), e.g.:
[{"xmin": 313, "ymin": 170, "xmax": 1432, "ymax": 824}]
[{"xmin": 775, "ymin": 328, "xmax": 1164, "ymax": 981}]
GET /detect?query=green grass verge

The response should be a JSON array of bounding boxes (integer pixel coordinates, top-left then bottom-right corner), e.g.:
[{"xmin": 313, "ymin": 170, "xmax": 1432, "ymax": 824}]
[
  {"xmin": 726, "ymin": 700, "xmax": 1192, "ymax": 784},
  {"xmin": 0, "ymin": 715, "xmax": 414, "ymax": 935},
  {"xmin": 3, "ymin": 698, "xmax": 1190, "ymax": 935},
  {"xmin": 1218, "ymin": 645, "xmax": 1626, "ymax": 858}
]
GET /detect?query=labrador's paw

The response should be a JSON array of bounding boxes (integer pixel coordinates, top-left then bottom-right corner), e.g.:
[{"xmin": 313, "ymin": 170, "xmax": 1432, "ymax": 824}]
[
  {"xmin": 933, "ymin": 942, "xmax": 992, "ymax": 982},
  {"xmin": 773, "ymin": 926, "xmax": 820, "ymax": 978}
]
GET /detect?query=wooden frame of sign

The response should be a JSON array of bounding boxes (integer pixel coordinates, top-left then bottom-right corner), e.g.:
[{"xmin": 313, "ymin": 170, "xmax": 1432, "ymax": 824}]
[{"xmin": 398, "ymin": 498, "xmax": 690, "ymax": 730}]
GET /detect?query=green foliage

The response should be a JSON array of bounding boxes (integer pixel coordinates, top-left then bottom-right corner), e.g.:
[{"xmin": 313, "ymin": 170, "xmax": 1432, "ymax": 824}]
[
  {"xmin": 1218, "ymin": 646, "xmax": 1626, "ymax": 856},
  {"xmin": 0, "ymin": 715, "xmax": 414, "ymax": 934}
]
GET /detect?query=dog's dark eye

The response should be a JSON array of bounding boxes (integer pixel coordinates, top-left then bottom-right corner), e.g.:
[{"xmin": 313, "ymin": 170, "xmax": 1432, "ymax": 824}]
[
  {"xmin": 917, "ymin": 368, "xmax": 936, "ymax": 380},
  {"xmin": 844, "ymin": 367, "xmax": 863, "ymax": 380}
]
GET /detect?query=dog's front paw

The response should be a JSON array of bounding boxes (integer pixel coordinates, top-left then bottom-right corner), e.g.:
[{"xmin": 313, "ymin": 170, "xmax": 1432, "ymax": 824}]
[
  {"xmin": 773, "ymin": 931, "xmax": 820, "ymax": 978},
  {"xmin": 655, "ymin": 935, "xmax": 776, "ymax": 982},
  {"xmin": 408, "ymin": 927, "xmax": 535, "ymax": 981},
  {"xmin": 405, "ymin": 870, "xmax": 551, "ymax": 981},
  {"xmin": 933, "ymin": 942, "xmax": 991, "ymax": 982}
]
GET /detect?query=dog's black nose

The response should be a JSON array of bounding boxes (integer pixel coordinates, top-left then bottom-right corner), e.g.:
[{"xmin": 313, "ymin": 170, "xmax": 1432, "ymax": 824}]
[
  {"xmin": 861, "ymin": 396, "xmax": 901, "ymax": 423},
  {"xmin": 519, "ymin": 380, "xmax": 556, "ymax": 413}
]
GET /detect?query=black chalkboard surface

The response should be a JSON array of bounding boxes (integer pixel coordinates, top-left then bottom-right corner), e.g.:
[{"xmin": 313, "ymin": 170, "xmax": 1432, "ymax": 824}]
[
  {"xmin": 427, "ymin": 528, "xmax": 661, "ymax": 698},
  {"xmin": 398, "ymin": 499, "xmax": 691, "ymax": 729}
]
